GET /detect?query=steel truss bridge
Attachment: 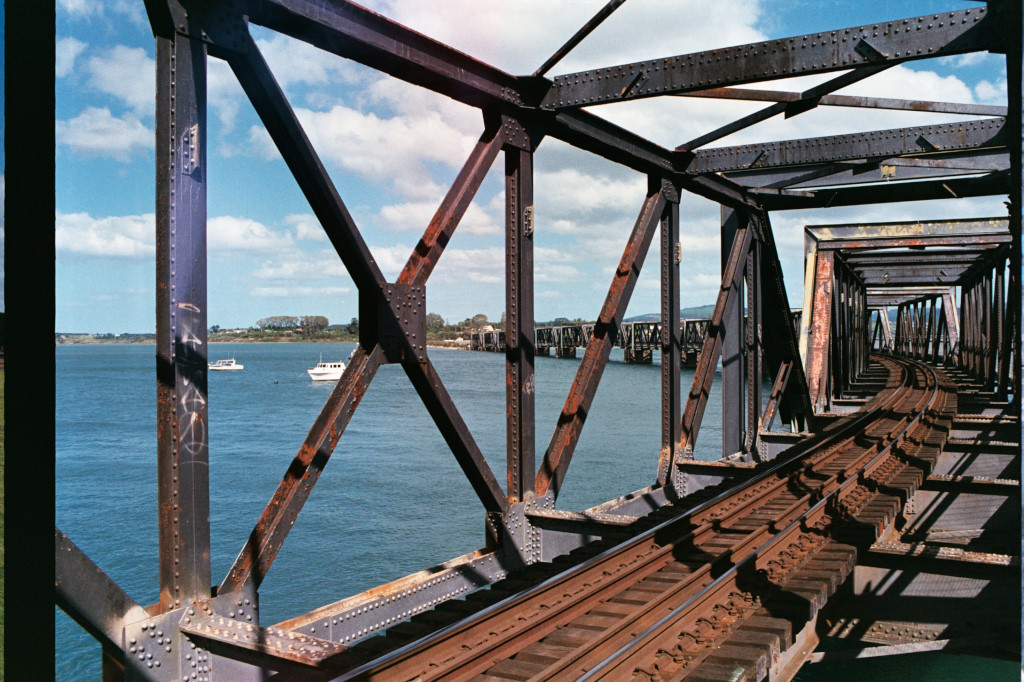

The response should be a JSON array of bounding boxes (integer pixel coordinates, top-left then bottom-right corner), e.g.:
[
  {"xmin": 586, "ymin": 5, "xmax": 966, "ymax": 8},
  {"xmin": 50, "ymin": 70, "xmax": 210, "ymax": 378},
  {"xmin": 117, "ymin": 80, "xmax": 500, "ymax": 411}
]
[
  {"xmin": 471, "ymin": 319, "xmax": 711, "ymax": 363},
  {"xmin": 44, "ymin": 0, "xmax": 1021, "ymax": 679}
]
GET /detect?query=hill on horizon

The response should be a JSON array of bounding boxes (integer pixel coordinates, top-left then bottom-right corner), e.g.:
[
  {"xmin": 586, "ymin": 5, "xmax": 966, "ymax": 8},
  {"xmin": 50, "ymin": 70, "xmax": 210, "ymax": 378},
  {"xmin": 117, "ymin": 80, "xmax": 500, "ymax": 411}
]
[{"xmin": 625, "ymin": 304, "xmax": 716, "ymax": 323}]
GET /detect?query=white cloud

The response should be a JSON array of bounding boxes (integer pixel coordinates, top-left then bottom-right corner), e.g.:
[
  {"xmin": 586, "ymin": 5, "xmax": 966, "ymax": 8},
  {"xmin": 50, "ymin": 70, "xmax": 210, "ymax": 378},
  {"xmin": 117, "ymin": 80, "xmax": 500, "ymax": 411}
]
[
  {"xmin": 56, "ymin": 107, "xmax": 151, "ymax": 161},
  {"xmin": 536, "ymin": 168, "xmax": 645, "ymax": 222},
  {"xmin": 208, "ymin": 59, "xmax": 246, "ymax": 132},
  {"xmin": 975, "ymin": 79, "xmax": 1008, "ymax": 106},
  {"xmin": 251, "ymin": 285, "xmax": 351, "ymax": 298},
  {"xmin": 57, "ymin": 0, "xmax": 145, "ymax": 25},
  {"xmin": 429, "ymin": 246, "xmax": 505, "ymax": 284},
  {"xmin": 84, "ymin": 45, "xmax": 155, "ymax": 114},
  {"xmin": 56, "ymin": 211, "xmax": 154, "ymax": 258},
  {"xmin": 56, "ymin": 37, "xmax": 87, "ymax": 78},
  {"xmin": 285, "ymin": 214, "xmax": 329, "ymax": 243},
  {"xmin": 255, "ymin": 32, "xmax": 363, "ymax": 94},
  {"xmin": 208, "ymin": 216, "xmax": 295, "ymax": 254},
  {"xmin": 250, "ymin": 104, "xmax": 477, "ymax": 186},
  {"xmin": 251, "ymin": 253, "xmax": 347, "ymax": 281},
  {"xmin": 56, "ymin": 0, "xmax": 102, "ymax": 17},
  {"xmin": 939, "ymin": 52, "xmax": 997, "ymax": 69},
  {"xmin": 367, "ymin": 0, "xmax": 765, "ymax": 75}
]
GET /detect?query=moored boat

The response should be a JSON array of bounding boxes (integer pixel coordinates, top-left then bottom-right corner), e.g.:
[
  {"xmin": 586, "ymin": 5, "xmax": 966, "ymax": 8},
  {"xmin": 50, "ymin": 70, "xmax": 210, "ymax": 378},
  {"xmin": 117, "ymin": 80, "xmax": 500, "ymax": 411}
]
[
  {"xmin": 307, "ymin": 357, "xmax": 345, "ymax": 381},
  {"xmin": 209, "ymin": 357, "xmax": 244, "ymax": 371}
]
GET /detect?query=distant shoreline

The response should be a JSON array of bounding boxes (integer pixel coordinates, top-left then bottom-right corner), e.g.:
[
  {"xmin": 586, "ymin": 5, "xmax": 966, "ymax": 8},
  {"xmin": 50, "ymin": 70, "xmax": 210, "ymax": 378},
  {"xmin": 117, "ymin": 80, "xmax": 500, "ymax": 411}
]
[{"xmin": 55, "ymin": 338, "xmax": 472, "ymax": 351}]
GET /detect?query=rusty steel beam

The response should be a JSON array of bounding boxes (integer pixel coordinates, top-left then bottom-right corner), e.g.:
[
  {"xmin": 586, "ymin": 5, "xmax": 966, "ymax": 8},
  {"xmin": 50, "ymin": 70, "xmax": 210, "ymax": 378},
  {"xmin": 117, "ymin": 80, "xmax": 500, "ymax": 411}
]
[
  {"xmin": 154, "ymin": 19, "xmax": 212, "ymax": 613},
  {"xmin": 806, "ymin": 251, "xmax": 835, "ymax": 413},
  {"xmin": 755, "ymin": 171, "xmax": 1010, "ymax": 209},
  {"xmin": 689, "ymin": 117, "xmax": 1006, "ymax": 174},
  {"xmin": 745, "ymin": 237, "xmax": 762, "ymax": 454},
  {"xmin": 504, "ymin": 124, "xmax": 537, "ymax": 503},
  {"xmin": 536, "ymin": 184, "xmax": 667, "ymax": 499},
  {"xmin": 678, "ymin": 223, "xmax": 754, "ymax": 456},
  {"xmin": 676, "ymin": 87, "xmax": 1008, "ymax": 117},
  {"xmin": 220, "ymin": 346, "xmax": 384, "ymax": 594},
  {"xmin": 726, "ymin": 150, "xmax": 1010, "ymax": 192},
  {"xmin": 721, "ymin": 207, "xmax": 747, "ymax": 456},
  {"xmin": 761, "ymin": 362, "xmax": 792, "ymax": 432},
  {"xmin": 807, "ymin": 217, "xmax": 1011, "ymax": 249},
  {"xmin": 658, "ymin": 181, "xmax": 682, "ymax": 485},
  {"xmin": 541, "ymin": 6, "xmax": 998, "ymax": 108}
]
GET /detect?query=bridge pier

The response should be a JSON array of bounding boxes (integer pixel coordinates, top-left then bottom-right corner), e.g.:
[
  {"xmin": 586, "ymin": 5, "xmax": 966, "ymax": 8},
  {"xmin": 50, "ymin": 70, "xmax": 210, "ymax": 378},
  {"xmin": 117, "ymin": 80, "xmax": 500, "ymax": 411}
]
[
  {"xmin": 556, "ymin": 346, "xmax": 577, "ymax": 359},
  {"xmin": 536, "ymin": 346, "xmax": 550, "ymax": 356},
  {"xmin": 624, "ymin": 348, "xmax": 652, "ymax": 364},
  {"xmin": 681, "ymin": 349, "xmax": 699, "ymax": 369}
]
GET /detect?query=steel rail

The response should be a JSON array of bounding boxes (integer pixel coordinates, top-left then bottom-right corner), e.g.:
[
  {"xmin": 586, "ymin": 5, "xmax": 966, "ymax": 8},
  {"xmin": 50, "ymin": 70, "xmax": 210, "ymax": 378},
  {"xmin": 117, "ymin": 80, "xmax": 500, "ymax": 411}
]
[
  {"xmin": 329, "ymin": 356, "xmax": 933, "ymax": 680},
  {"xmin": 579, "ymin": 357, "xmax": 943, "ymax": 679},
  {"xmin": 527, "ymin": 359, "xmax": 933, "ymax": 679}
]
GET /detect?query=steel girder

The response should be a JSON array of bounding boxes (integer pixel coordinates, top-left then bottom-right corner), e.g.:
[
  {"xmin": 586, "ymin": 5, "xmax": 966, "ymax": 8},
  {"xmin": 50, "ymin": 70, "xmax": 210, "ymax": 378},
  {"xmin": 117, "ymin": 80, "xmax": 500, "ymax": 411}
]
[{"xmin": 542, "ymin": 6, "xmax": 1001, "ymax": 108}]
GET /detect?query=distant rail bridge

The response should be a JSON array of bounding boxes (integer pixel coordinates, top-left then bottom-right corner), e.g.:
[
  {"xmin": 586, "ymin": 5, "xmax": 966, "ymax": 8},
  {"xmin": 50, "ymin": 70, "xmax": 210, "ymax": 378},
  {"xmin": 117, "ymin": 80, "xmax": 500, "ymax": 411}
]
[{"xmin": 470, "ymin": 319, "xmax": 711, "ymax": 364}]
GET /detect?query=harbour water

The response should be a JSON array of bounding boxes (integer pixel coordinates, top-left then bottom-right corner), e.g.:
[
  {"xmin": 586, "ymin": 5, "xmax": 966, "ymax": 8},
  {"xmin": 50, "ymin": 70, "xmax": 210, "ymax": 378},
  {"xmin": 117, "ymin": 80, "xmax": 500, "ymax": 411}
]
[
  {"xmin": 53, "ymin": 343, "xmax": 1018, "ymax": 680},
  {"xmin": 55, "ymin": 341, "xmax": 724, "ymax": 679}
]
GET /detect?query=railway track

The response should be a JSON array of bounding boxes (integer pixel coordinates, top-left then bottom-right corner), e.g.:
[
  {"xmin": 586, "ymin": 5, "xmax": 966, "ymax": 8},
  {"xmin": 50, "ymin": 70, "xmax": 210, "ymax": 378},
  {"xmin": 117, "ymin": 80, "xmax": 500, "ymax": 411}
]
[{"xmin": 193, "ymin": 356, "xmax": 957, "ymax": 680}]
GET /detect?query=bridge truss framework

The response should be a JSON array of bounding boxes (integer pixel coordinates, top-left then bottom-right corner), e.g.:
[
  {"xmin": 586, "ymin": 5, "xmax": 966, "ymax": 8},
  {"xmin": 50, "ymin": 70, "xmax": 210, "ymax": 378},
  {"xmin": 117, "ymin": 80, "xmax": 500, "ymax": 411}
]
[{"xmin": 48, "ymin": 0, "xmax": 1020, "ymax": 678}]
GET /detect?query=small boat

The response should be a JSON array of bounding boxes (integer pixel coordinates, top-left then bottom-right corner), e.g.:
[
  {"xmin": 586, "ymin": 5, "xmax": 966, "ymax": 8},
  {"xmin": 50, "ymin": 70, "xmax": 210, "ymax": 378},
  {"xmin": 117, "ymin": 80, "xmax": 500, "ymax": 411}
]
[
  {"xmin": 307, "ymin": 355, "xmax": 346, "ymax": 381},
  {"xmin": 209, "ymin": 357, "xmax": 244, "ymax": 371}
]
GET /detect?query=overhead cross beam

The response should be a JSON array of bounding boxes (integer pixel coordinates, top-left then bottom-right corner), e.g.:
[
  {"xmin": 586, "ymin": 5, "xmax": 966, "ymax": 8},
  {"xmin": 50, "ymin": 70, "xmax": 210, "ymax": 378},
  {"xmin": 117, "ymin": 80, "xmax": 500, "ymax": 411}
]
[
  {"xmin": 688, "ymin": 117, "xmax": 1007, "ymax": 174},
  {"xmin": 676, "ymin": 87, "xmax": 1008, "ymax": 117},
  {"xmin": 540, "ymin": 6, "xmax": 999, "ymax": 108}
]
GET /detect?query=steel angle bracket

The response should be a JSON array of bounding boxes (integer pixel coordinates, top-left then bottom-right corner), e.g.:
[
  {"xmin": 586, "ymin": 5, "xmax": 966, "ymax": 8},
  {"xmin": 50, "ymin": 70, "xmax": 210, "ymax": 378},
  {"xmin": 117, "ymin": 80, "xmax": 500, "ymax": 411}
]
[
  {"xmin": 123, "ymin": 592, "xmax": 265, "ymax": 681},
  {"xmin": 498, "ymin": 494, "xmax": 554, "ymax": 569},
  {"xmin": 362, "ymin": 284, "xmax": 428, "ymax": 363},
  {"xmin": 178, "ymin": 598, "xmax": 348, "ymax": 677}
]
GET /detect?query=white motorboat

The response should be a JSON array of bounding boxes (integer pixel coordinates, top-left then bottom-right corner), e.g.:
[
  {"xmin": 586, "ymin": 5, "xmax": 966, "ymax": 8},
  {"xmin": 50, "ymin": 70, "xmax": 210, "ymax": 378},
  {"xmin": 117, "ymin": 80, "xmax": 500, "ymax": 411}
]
[
  {"xmin": 209, "ymin": 357, "xmax": 244, "ymax": 371},
  {"xmin": 307, "ymin": 356, "xmax": 346, "ymax": 381}
]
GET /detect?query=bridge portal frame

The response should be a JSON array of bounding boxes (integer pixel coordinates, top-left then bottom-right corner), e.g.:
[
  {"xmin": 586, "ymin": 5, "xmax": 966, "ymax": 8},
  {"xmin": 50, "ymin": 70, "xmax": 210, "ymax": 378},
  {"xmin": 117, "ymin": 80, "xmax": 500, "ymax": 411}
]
[{"xmin": 49, "ymin": 0, "xmax": 1018, "ymax": 678}]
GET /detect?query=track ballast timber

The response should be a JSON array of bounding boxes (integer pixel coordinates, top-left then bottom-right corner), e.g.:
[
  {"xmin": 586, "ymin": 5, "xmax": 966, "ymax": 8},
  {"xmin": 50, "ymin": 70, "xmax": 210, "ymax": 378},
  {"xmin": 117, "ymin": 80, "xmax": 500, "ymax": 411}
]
[{"xmin": 191, "ymin": 356, "xmax": 957, "ymax": 681}]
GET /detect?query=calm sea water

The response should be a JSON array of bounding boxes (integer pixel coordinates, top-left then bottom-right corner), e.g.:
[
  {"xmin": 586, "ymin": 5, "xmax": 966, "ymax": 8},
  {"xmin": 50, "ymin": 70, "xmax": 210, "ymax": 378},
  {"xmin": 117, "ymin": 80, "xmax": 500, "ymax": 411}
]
[
  {"xmin": 53, "ymin": 343, "xmax": 1019, "ymax": 680},
  {"xmin": 55, "ymin": 342, "xmax": 724, "ymax": 679}
]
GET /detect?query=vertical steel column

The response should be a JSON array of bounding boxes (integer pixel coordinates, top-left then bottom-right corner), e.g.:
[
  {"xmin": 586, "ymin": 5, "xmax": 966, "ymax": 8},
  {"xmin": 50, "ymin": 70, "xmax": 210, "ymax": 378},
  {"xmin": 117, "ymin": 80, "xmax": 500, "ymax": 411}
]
[
  {"xmin": 1008, "ymin": 0, "xmax": 1022, "ymax": 407},
  {"xmin": 925, "ymin": 297, "xmax": 937, "ymax": 363},
  {"xmin": 834, "ymin": 267, "xmax": 845, "ymax": 395},
  {"xmin": 858, "ymin": 281, "xmax": 868, "ymax": 374},
  {"xmin": 806, "ymin": 249, "xmax": 834, "ymax": 413},
  {"xmin": 721, "ymin": 206, "xmax": 745, "ymax": 455},
  {"xmin": 895, "ymin": 305, "xmax": 903, "ymax": 356},
  {"xmin": 984, "ymin": 268, "xmax": 996, "ymax": 389},
  {"xmin": 971, "ymin": 281, "xmax": 982, "ymax": 377},
  {"xmin": 745, "ymin": 237, "xmax": 761, "ymax": 453},
  {"xmin": 658, "ymin": 180, "xmax": 681, "ymax": 483},
  {"xmin": 996, "ymin": 258, "xmax": 1010, "ymax": 398},
  {"xmin": 155, "ymin": 28, "xmax": 212, "ymax": 611},
  {"xmin": 504, "ymin": 128, "xmax": 535, "ymax": 503},
  {"xmin": 959, "ymin": 286, "xmax": 969, "ymax": 371}
]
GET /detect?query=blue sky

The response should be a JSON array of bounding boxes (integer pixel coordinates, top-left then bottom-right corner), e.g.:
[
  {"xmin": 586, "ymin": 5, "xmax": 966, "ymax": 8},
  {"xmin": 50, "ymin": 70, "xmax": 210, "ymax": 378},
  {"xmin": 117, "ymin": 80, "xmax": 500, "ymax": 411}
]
[{"xmin": 55, "ymin": 0, "xmax": 1008, "ymax": 333}]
